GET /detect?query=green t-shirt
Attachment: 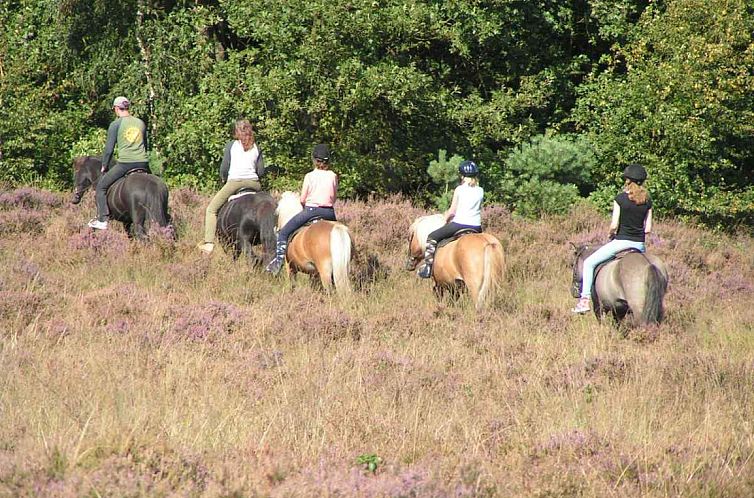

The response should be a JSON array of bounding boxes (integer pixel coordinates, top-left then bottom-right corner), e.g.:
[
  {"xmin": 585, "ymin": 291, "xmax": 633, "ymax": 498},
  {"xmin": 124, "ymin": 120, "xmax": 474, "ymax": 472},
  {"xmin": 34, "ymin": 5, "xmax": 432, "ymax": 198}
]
[{"xmin": 102, "ymin": 115, "xmax": 148, "ymax": 167}]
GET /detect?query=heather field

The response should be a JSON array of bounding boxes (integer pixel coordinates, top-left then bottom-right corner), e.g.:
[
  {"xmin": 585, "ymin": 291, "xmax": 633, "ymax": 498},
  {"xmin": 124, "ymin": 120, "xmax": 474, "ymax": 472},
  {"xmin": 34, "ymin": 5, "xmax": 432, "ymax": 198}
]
[{"xmin": 2, "ymin": 186, "xmax": 754, "ymax": 497}]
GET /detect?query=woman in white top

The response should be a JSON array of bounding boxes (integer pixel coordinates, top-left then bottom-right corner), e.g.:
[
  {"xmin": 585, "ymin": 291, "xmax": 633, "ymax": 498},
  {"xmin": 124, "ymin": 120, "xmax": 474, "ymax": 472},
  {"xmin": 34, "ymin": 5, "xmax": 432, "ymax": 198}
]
[
  {"xmin": 198, "ymin": 119, "xmax": 265, "ymax": 254},
  {"xmin": 417, "ymin": 160, "xmax": 483, "ymax": 278}
]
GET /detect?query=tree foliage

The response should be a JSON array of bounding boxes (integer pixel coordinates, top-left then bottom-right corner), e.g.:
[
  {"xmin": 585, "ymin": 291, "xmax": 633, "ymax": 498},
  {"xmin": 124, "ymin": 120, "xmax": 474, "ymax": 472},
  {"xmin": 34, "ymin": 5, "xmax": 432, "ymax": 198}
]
[{"xmin": 0, "ymin": 0, "xmax": 751, "ymax": 225}]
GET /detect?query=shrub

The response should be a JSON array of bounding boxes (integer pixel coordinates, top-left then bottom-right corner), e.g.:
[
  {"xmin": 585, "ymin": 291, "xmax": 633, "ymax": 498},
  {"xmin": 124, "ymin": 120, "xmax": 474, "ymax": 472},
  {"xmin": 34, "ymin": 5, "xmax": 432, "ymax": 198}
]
[{"xmin": 495, "ymin": 134, "xmax": 596, "ymax": 218}]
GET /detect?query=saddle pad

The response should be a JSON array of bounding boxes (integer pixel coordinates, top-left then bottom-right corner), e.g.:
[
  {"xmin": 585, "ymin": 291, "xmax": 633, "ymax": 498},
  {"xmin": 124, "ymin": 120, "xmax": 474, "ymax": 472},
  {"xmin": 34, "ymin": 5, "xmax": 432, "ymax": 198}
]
[
  {"xmin": 594, "ymin": 248, "xmax": 642, "ymax": 275},
  {"xmin": 286, "ymin": 218, "xmax": 323, "ymax": 244},
  {"xmin": 437, "ymin": 229, "xmax": 478, "ymax": 249},
  {"xmin": 124, "ymin": 168, "xmax": 149, "ymax": 176},
  {"xmin": 228, "ymin": 191, "xmax": 256, "ymax": 202}
]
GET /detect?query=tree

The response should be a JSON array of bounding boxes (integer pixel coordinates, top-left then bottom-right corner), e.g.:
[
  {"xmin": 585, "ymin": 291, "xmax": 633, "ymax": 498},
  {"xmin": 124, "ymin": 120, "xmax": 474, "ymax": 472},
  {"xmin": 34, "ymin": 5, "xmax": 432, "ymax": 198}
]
[{"xmin": 573, "ymin": 0, "xmax": 754, "ymax": 225}]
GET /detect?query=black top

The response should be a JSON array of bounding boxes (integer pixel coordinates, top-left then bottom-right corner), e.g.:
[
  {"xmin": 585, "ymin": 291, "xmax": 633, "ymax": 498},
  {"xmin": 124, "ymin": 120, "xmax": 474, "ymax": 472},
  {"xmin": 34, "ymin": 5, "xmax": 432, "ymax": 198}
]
[{"xmin": 615, "ymin": 191, "xmax": 652, "ymax": 242}]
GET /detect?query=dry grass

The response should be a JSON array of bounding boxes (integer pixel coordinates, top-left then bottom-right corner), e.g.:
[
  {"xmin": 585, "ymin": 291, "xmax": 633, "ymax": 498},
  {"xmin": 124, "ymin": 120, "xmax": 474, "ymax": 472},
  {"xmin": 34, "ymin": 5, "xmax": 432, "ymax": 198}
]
[{"xmin": 1, "ymin": 186, "xmax": 754, "ymax": 497}]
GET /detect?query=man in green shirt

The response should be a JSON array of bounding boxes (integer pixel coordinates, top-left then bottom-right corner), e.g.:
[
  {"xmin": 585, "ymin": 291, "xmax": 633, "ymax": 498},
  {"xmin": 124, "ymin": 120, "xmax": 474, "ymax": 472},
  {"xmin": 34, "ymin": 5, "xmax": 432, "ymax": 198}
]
[{"xmin": 88, "ymin": 96, "xmax": 150, "ymax": 230}]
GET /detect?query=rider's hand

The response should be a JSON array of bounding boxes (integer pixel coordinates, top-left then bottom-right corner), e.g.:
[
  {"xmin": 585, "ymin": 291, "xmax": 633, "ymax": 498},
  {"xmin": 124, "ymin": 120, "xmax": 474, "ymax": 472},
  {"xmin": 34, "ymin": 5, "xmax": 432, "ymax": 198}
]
[{"xmin": 101, "ymin": 166, "xmax": 106, "ymax": 173}]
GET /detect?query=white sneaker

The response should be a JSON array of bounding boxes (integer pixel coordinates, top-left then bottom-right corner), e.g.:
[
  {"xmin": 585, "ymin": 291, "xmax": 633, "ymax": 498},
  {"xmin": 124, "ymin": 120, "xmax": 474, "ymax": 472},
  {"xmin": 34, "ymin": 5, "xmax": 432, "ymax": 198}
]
[
  {"xmin": 571, "ymin": 298, "xmax": 591, "ymax": 314},
  {"xmin": 87, "ymin": 219, "xmax": 108, "ymax": 230},
  {"xmin": 197, "ymin": 242, "xmax": 214, "ymax": 254}
]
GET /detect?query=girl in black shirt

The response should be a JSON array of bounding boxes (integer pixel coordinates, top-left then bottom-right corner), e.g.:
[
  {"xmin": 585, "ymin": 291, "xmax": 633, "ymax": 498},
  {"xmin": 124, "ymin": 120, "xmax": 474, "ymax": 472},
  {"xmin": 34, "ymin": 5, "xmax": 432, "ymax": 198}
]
[{"xmin": 572, "ymin": 164, "xmax": 653, "ymax": 314}]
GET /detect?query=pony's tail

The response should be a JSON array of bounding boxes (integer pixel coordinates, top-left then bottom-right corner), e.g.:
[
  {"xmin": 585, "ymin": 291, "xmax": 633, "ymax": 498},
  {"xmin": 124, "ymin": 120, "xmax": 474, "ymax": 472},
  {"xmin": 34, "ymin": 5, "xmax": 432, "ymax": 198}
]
[
  {"xmin": 477, "ymin": 238, "xmax": 505, "ymax": 310},
  {"xmin": 144, "ymin": 181, "xmax": 173, "ymax": 236},
  {"xmin": 256, "ymin": 200, "xmax": 278, "ymax": 260},
  {"xmin": 641, "ymin": 264, "xmax": 666, "ymax": 324},
  {"xmin": 330, "ymin": 224, "xmax": 352, "ymax": 295}
]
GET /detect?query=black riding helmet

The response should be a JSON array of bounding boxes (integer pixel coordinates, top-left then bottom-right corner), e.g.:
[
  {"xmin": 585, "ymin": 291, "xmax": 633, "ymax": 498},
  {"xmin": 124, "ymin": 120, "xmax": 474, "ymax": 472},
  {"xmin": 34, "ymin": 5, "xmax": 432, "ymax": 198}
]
[
  {"xmin": 623, "ymin": 163, "xmax": 647, "ymax": 185},
  {"xmin": 458, "ymin": 160, "xmax": 479, "ymax": 177},
  {"xmin": 312, "ymin": 144, "xmax": 330, "ymax": 162}
]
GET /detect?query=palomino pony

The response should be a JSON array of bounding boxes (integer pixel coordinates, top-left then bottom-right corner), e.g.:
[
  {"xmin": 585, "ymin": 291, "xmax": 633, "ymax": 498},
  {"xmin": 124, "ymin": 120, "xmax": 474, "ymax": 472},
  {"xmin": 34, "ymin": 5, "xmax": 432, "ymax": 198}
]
[
  {"xmin": 572, "ymin": 244, "xmax": 669, "ymax": 325},
  {"xmin": 216, "ymin": 191, "xmax": 277, "ymax": 264},
  {"xmin": 405, "ymin": 214, "xmax": 505, "ymax": 310},
  {"xmin": 276, "ymin": 191, "xmax": 353, "ymax": 294},
  {"xmin": 71, "ymin": 156, "xmax": 172, "ymax": 238}
]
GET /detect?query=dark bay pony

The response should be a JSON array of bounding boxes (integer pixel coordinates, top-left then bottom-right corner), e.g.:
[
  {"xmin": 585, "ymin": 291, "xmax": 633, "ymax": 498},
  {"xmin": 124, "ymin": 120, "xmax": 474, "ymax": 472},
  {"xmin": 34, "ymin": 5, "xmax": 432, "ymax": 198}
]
[
  {"xmin": 572, "ymin": 244, "xmax": 669, "ymax": 325},
  {"xmin": 216, "ymin": 191, "xmax": 277, "ymax": 264},
  {"xmin": 406, "ymin": 214, "xmax": 505, "ymax": 310},
  {"xmin": 71, "ymin": 156, "xmax": 171, "ymax": 238},
  {"xmin": 276, "ymin": 191, "xmax": 353, "ymax": 295}
]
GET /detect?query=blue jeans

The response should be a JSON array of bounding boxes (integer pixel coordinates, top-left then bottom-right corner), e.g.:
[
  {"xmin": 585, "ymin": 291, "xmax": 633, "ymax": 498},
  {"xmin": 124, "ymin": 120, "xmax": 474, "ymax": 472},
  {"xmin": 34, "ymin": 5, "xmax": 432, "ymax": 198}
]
[
  {"xmin": 277, "ymin": 206, "xmax": 336, "ymax": 244},
  {"xmin": 581, "ymin": 239, "xmax": 645, "ymax": 299}
]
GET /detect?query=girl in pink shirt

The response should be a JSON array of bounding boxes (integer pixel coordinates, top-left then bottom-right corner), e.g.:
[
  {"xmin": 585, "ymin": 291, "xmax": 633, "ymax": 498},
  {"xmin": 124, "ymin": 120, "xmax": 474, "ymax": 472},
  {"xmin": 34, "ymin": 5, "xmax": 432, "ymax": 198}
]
[{"xmin": 265, "ymin": 144, "xmax": 338, "ymax": 274}]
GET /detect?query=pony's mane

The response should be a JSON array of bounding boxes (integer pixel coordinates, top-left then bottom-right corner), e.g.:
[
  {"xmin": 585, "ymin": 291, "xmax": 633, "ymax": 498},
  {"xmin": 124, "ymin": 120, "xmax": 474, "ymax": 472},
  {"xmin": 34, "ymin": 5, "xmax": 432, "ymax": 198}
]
[
  {"xmin": 276, "ymin": 191, "xmax": 303, "ymax": 228},
  {"xmin": 410, "ymin": 214, "xmax": 445, "ymax": 248}
]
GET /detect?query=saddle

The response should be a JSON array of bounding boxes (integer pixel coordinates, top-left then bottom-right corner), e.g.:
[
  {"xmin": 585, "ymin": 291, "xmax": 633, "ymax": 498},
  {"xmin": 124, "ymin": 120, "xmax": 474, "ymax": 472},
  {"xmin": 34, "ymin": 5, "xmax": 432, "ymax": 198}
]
[
  {"xmin": 575, "ymin": 248, "xmax": 642, "ymax": 297},
  {"xmin": 593, "ymin": 248, "xmax": 642, "ymax": 275},
  {"xmin": 436, "ymin": 229, "xmax": 479, "ymax": 249},
  {"xmin": 285, "ymin": 217, "xmax": 325, "ymax": 244},
  {"xmin": 228, "ymin": 187, "xmax": 258, "ymax": 202},
  {"xmin": 124, "ymin": 168, "xmax": 150, "ymax": 176}
]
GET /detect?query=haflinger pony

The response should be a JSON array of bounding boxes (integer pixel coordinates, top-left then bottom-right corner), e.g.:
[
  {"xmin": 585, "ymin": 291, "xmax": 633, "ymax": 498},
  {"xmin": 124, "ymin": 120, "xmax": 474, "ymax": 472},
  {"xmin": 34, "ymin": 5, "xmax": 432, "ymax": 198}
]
[
  {"xmin": 406, "ymin": 214, "xmax": 505, "ymax": 310},
  {"xmin": 216, "ymin": 191, "xmax": 277, "ymax": 265},
  {"xmin": 71, "ymin": 155, "xmax": 172, "ymax": 239},
  {"xmin": 275, "ymin": 191, "xmax": 353, "ymax": 295},
  {"xmin": 572, "ymin": 244, "xmax": 669, "ymax": 326}
]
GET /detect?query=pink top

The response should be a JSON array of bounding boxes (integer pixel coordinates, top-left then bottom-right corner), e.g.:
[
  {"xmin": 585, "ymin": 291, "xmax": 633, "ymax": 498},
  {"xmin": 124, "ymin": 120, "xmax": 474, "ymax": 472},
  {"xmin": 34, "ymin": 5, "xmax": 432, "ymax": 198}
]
[{"xmin": 300, "ymin": 169, "xmax": 338, "ymax": 207}]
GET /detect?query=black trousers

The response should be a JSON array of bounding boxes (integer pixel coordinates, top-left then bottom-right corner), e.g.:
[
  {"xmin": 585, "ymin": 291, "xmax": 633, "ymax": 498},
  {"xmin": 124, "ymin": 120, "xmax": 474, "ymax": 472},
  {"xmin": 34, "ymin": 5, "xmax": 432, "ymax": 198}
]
[{"xmin": 427, "ymin": 222, "xmax": 481, "ymax": 244}]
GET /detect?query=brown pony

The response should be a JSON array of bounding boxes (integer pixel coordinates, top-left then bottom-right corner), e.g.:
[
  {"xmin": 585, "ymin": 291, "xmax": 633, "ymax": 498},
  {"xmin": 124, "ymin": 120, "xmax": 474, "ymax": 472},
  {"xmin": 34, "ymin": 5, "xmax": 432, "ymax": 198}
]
[
  {"xmin": 406, "ymin": 214, "xmax": 505, "ymax": 310},
  {"xmin": 276, "ymin": 191, "xmax": 353, "ymax": 295}
]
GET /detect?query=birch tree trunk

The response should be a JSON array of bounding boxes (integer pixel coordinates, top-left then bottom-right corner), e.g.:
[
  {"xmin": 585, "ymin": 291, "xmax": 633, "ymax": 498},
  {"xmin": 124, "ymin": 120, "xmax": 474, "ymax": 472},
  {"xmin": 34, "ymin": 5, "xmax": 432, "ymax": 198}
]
[{"xmin": 136, "ymin": 1, "xmax": 158, "ymax": 154}]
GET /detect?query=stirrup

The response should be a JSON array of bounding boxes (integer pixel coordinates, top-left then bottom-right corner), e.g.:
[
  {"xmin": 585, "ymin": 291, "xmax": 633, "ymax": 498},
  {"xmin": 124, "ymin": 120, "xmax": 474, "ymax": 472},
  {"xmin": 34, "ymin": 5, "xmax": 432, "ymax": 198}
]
[
  {"xmin": 265, "ymin": 257, "xmax": 284, "ymax": 275},
  {"xmin": 417, "ymin": 263, "xmax": 432, "ymax": 279}
]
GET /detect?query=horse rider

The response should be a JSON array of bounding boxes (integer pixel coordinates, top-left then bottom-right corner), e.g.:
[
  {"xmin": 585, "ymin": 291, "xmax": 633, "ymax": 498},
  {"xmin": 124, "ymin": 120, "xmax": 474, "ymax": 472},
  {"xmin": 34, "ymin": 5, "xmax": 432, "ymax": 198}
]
[
  {"xmin": 198, "ymin": 119, "xmax": 266, "ymax": 254},
  {"xmin": 87, "ymin": 96, "xmax": 149, "ymax": 230},
  {"xmin": 572, "ymin": 163, "xmax": 653, "ymax": 314},
  {"xmin": 265, "ymin": 144, "xmax": 338, "ymax": 275},
  {"xmin": 417, "ymin": 160, "xmax": 484, "ymax": 278}
]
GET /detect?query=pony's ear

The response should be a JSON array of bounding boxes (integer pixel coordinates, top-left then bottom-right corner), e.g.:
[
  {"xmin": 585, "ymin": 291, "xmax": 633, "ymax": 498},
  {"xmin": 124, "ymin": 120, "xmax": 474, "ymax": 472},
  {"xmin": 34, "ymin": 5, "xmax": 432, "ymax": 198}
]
[{"xmin": 73, "ymin": 157, "xmax": 83, "ymax": 171}]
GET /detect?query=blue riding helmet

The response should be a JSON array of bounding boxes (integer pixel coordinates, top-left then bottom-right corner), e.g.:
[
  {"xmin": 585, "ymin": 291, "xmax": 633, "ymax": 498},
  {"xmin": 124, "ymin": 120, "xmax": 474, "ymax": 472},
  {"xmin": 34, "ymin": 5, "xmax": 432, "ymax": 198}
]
[
  {"xmin": 623, "ymin": 163, "xmax": 647, "ymax": 184},
  {"xmin": 458, "ymin": 160, "xmax": 479, "ymax": 177}
]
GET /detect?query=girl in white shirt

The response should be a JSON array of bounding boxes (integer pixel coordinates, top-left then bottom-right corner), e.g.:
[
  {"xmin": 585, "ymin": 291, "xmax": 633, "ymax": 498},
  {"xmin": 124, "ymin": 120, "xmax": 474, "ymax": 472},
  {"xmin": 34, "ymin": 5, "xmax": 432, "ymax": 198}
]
[
  {"xmin": 418, "ymin": 160, "xmax": 483, "ymax": 278},
  {"xmin": 198, "ymin": 120, "xmax": 265, "ymax": 254}
]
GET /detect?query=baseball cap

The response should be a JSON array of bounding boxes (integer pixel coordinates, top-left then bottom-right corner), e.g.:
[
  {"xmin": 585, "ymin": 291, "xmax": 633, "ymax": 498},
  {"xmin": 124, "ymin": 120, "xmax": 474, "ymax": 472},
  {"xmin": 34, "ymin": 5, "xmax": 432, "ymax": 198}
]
[
  {"xmin": 312, "ymin": 144, "xmax": 330, "ymax": 162},
  {"xmin": 112, "ymin": 96, "xmax": 130, "ymax": 110}
]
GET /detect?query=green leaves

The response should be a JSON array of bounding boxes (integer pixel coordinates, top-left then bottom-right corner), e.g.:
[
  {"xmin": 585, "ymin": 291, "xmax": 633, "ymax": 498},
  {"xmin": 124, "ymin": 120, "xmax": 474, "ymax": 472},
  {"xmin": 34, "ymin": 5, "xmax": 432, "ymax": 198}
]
[
  {"xmin": 0, "ymin": 0, "xmax": 752, "ymax": 226},
  {"xmin": 495, "ymin": 134, "xmax": 597, "ymax": 218}
]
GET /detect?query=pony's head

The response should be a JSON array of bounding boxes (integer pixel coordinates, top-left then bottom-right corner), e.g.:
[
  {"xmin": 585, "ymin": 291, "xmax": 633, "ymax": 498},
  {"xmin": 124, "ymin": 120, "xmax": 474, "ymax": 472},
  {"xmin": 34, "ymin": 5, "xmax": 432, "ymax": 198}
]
[
  {"xmin": 276, "ymin": 191, "xmax": 303, "ymax": 229},
  {"xmin": 71, "ymin": 156, "xmax": 102, "ymax": 204},
  {"xmin": 570, "ymin": 243, "xmax": 597, "ymax": 298},
  {"xmin": 405, "ymin": 214, "xmax": 445, "ymax": 270}
]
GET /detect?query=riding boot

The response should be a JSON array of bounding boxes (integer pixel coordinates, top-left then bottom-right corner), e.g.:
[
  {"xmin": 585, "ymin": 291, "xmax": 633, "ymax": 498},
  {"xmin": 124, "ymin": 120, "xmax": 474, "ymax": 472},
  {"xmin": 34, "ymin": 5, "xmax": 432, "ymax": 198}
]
[
  {"xmin": 265, "ymin": 241, "xmax": 288, "ymax": 275},
  {"xmin": 417, "ymin": 240, "xmax": 437, "ymax": 279}
]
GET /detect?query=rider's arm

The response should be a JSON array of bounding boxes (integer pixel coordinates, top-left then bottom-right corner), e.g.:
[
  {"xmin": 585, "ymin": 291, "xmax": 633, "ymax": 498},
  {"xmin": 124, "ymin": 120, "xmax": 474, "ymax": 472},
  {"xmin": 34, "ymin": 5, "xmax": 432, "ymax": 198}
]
[
  {"xmin": 609, "ymin": 201, "xmax": 620, "ymax": 237},
  {"xmin": 644, "ymin": 208, "xmax": 653, "ymax": 235},
  {"xmin": 444, "ymin": 188, "xmax": 459, "ymax": 222},
  {"xmin": 254, "ymin": 147, "xmax": 265, "ymax": 178},
  {"xmin": 219, "ymin": 141, "xmax": 232, "ymax": 183},
  {"xmin": 299, "ymin": 173, "xmax": 311, "ymax": 205},
  {"xmin": 101, "ymin": 120, "xmax": 119, "ymax": 172}
]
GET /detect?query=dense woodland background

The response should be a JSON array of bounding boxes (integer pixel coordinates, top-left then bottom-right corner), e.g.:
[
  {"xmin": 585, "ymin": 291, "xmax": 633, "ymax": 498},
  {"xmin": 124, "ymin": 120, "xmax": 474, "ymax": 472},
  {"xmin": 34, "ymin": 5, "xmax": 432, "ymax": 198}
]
[{"xmin": 1, "ymin": 0, "xmax": 753, "ymax": 225}]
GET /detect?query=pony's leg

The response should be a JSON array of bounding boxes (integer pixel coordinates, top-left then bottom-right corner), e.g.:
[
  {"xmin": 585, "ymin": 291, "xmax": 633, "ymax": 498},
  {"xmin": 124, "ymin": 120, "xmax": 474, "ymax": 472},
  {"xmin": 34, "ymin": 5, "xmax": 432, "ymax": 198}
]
[
  {"xmin": 131, "ymin": 207, "xmax": 147, "ymax": 239},
  {"xmin": 317, "ymin": 259, "xmax": 334, "ymax": 292}
]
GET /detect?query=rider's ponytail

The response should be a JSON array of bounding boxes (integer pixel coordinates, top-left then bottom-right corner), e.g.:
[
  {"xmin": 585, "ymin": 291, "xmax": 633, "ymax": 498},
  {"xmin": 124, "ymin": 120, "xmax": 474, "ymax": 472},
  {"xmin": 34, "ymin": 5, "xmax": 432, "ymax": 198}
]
[
  {"xmin": 234, "ymin": 119, "xmax": 256, "ymax": 151},
  {"xmin": 625, "ymin": 180, "xmax": 648, "ymax": 205}
]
